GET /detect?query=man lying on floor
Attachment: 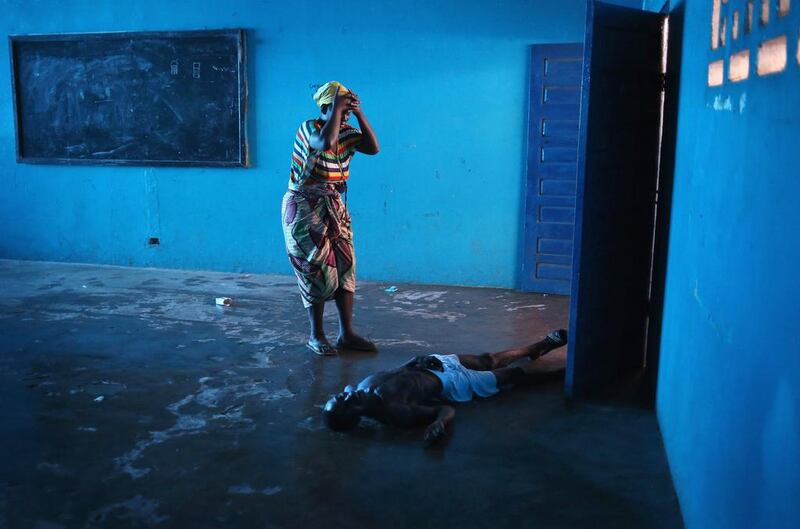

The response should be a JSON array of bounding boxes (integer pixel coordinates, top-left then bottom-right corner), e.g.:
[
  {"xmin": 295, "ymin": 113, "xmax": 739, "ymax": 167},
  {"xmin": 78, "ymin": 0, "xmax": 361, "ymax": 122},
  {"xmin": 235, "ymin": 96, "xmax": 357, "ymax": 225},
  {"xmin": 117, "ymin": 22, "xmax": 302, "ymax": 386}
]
[{"xmin": 322, "ymin": 329, "xmax": 567, "ymax": 444}]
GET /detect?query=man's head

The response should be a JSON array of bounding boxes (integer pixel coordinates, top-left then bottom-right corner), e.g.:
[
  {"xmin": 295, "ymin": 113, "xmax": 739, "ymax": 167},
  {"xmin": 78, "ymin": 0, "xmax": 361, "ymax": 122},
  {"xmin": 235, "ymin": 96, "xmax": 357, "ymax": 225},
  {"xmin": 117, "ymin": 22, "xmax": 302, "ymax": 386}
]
[{"xmin": 322, "ymin": 391, "xmax": 365, "ymax": 432}]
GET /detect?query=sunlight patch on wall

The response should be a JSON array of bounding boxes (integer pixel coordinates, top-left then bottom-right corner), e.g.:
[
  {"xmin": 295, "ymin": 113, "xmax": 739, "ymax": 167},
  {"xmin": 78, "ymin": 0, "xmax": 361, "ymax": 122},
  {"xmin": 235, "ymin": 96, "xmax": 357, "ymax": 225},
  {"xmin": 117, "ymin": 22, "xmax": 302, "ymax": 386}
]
[
  {"xmin": 709, "ymin": 60, "xmax": 725, "ymax": 86},
  {"xmin": 729, "ymin": 49, "xmax": 751, "ymax": 81},
  {"xmin": 757, "ymin": 35, "xmax": 788, "ymax": 75},
  {"xmin": 721, "ymin": 15, "xmax": 729, "ymax": 46},
  {"xmin": 797, "ymin": 33, "xmax": 800, "ymax": 64}
]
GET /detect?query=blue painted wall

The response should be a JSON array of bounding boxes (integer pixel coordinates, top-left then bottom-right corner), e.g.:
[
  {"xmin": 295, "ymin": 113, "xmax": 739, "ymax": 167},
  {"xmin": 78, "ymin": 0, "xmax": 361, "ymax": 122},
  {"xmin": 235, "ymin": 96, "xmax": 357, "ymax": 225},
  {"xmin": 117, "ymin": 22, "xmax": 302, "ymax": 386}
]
[
  {"xmin": 1, "ymin": 0, "xmax": 643, "ymax": 288},
  {"xmin": 645, "ymin": 1, "xmax": 800, "ymax": 528}
]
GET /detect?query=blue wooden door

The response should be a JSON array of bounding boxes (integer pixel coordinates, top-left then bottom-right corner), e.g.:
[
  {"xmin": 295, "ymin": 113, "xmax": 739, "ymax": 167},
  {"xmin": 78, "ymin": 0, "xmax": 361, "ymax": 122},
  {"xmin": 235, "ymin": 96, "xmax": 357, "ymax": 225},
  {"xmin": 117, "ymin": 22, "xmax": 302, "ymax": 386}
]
[
  {"xmin": 566, "ymin": 2, "xmax": 666, "ymax": 398},
  {"xmin": 521, "ymin": 44, "xmax": 583, "ymax": 295}
]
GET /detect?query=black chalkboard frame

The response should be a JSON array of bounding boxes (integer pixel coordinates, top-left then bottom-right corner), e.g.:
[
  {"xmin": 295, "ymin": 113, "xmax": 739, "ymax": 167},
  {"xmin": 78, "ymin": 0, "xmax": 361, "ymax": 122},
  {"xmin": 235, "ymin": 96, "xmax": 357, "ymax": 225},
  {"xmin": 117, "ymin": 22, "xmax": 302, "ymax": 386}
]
[{"xmin": 8, "ymin": 29, "xmax": 249, "ymax": 168}]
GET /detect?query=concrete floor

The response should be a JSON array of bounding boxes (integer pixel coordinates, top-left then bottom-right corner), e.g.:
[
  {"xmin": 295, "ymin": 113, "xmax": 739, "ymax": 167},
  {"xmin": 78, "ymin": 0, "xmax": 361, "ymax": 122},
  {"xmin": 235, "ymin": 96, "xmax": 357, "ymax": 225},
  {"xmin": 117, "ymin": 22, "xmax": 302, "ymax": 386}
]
[{"xmin": 0, "ymin": 259, "xmax": 682, "ymax": 529}]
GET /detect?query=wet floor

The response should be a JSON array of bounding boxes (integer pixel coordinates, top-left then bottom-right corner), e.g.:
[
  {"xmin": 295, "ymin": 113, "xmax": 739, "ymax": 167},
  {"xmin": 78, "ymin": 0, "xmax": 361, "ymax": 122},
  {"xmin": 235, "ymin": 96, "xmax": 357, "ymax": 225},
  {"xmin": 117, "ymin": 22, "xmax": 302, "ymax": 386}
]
[{"xmin": 0, "ymin": 259, "xmax": 682, "ymax": 529}]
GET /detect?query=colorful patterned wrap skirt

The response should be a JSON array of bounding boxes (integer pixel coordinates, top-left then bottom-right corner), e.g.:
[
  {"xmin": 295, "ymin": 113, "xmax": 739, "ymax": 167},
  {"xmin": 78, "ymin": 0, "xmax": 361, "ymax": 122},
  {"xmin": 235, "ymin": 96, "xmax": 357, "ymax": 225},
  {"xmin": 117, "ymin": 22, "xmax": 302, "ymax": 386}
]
[{"xmin": 281, "ymin": 183, "xmax": 356, "ymax": 307}]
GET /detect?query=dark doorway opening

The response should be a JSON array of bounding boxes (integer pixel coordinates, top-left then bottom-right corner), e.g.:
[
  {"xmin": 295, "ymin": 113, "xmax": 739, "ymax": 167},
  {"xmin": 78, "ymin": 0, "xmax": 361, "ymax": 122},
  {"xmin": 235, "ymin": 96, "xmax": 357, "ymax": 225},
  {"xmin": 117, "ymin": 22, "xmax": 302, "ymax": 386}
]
[{"xmin": 523, "ymin": 1, "xmax": 682, "ymax": 403}]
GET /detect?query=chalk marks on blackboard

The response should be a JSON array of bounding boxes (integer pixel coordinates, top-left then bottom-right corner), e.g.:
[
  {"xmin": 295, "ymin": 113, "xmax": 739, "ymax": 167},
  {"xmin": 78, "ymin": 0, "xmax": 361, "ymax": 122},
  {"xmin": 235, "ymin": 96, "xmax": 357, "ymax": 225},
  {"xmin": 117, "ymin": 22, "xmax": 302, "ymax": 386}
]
[{"xmin": 10, "ymin": 29, "xmax": 248, "ymax": 167}]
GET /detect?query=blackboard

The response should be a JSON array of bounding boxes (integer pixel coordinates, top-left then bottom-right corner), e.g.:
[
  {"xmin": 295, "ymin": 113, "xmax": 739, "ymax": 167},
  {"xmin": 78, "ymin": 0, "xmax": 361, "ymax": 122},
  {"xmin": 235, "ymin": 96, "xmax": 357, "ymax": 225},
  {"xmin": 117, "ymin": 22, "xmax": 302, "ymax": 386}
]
[{"xmin": 9, "ymin": 29, "xmax": 248, "ymax": 167}]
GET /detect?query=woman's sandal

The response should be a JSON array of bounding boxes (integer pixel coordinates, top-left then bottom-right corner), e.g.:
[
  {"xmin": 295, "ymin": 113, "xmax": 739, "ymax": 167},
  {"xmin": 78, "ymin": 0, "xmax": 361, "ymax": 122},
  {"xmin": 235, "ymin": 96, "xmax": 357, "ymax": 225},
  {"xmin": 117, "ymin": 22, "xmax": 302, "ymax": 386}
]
[{"xmin": 307, "ymin": 341, "xmax": 338, "ymax": 356}]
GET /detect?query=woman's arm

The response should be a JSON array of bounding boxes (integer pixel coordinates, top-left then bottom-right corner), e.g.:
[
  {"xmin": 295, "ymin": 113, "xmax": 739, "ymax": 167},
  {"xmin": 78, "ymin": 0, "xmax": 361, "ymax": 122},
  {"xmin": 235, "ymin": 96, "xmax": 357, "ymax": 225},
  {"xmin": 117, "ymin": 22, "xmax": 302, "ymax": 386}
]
[
  {"xmin": 308, "ymin": 90, "xmax": 358, "ymax": 151},
  {"xmin": 351, "ymin": 94, "xmax": 380, "ymax": 155}
]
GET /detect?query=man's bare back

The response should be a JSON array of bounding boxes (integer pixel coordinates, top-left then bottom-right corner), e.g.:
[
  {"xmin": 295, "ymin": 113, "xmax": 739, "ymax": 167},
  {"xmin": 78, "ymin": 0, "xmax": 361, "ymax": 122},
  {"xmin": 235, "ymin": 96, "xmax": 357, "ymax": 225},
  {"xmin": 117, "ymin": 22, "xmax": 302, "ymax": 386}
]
[{"xmin": 323, "ymin": 330, "xmax": 567, "ymax": 444}]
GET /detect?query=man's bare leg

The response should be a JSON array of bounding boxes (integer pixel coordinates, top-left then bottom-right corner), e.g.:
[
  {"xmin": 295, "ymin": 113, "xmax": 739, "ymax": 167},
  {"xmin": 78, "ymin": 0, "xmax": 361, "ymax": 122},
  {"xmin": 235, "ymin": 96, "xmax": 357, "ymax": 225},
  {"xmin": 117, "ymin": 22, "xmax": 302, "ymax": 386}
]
[
  {"xmin": 457, "ymin": 329, "xmax": 567, "ymax": 371},
  {"xmin": 492, "ymin": 361, "xmax": 566, "ymax": 387}
]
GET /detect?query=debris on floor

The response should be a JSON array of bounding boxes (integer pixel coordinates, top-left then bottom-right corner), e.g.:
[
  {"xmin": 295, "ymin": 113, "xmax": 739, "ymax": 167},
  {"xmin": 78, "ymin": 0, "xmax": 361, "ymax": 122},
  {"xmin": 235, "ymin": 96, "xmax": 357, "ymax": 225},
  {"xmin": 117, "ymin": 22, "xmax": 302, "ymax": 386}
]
[
  {"xmin": 215, "ymin": 297, "xmax": 234, "ymax": 306},
  {"xmin": 384, "ymin": 286, "xmax": 398, "ymax": 293},
  {"xmin": 505, "ymin": 304, "xmax": 546, "ymax": 312}
]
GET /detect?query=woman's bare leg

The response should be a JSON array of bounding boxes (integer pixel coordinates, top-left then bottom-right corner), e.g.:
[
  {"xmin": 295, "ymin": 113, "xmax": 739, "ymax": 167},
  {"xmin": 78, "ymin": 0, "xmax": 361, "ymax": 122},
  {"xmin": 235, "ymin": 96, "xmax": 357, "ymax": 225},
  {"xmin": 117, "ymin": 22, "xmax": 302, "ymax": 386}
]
[{"xmin": 334, "ymin": 288, "xmax": 377, "ymax": 351}]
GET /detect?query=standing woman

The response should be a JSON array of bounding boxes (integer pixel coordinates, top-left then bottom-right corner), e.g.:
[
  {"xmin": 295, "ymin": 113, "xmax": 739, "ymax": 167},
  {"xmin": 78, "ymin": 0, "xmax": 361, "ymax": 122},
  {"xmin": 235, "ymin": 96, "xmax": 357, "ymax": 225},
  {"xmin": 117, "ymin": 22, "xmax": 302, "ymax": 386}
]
[{"xmin": 281, "ymin": 81, "xmax": 381, "ymax": 356}]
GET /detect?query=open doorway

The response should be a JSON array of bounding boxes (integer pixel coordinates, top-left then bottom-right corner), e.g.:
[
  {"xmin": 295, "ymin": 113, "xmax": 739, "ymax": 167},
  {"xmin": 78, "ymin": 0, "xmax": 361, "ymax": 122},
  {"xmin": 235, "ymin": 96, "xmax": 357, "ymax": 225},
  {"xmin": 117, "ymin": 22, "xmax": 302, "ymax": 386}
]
[{"xmin": 523, "ymin": 1, "xmax": 677, "ymax": 402}]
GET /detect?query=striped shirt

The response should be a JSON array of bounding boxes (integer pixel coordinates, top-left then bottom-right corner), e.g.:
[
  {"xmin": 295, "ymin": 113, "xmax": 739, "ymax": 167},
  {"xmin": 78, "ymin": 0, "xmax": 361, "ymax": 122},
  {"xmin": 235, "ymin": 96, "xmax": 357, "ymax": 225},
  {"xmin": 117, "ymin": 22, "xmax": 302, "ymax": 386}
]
[{"xmin": 289, "ymin": 119, "xmax": 362, "ymax": 188}]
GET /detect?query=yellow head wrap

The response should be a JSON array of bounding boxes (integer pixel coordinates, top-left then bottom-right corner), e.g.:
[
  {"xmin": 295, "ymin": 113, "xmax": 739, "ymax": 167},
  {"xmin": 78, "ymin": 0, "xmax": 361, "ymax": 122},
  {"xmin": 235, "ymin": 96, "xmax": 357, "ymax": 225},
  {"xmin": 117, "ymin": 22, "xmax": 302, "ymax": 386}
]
[{"xmin": 313, "ymin": 81, "xmax": 350, "ymax": 108}]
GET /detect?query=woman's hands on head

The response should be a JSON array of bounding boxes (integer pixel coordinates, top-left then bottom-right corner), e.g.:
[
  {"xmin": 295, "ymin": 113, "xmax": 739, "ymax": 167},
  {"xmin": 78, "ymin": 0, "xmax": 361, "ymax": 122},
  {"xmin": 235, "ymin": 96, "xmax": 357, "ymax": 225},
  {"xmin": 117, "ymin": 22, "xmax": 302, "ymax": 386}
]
[{"xmin": 333, "ymin": 90, "xmax": 360, "ymax": 115}]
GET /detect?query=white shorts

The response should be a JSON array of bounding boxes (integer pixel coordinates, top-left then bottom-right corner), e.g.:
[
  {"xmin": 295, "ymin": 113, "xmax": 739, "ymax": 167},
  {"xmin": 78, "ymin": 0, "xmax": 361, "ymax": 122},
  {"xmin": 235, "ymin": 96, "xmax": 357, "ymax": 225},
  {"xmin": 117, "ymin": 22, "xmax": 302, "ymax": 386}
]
[{"xmin": 426, "ymin": 354, "xmax": 499, "ymax": 402}]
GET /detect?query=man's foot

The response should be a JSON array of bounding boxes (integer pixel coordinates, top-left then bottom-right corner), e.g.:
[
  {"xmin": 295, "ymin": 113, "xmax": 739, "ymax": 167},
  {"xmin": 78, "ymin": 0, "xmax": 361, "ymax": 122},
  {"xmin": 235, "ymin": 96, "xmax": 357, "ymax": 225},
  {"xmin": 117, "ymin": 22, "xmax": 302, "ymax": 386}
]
[
  {"xmin": 544, "ymin": 329, "xmax": 568, "ymax": 348},
  {"xmin": 530, "ymin": 329, "xmax": 568, "ymax": 359},
  {"xmin": 335, "ymin": 333, "xmax": 378, "ymax": 353},
  {"xmin": 307, "ymin": 338, "xmax": 338, "ymax": 356}
]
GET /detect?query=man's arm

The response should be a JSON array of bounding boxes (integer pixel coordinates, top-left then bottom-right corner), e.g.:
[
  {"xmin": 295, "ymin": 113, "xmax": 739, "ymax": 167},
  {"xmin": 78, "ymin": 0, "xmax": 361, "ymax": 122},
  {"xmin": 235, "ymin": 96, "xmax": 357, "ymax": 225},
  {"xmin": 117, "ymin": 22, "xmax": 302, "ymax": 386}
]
[
  {"xmin": 401, "ymin": 355, "xmax": 444, "ymax": 371},
  {"xmin": 384, "ymin": 403, "xmax": 455, "ymax": 444},
  {"xmin": 350, "ymin": 93, "xmax": 380, "ymax": 155},
  {"xmin": 421, "ymin": 405, "xmax": 455, "ymax": 444},
  {"xmin": 400, "ymin": 356, "xmax": 420, "ymax": 368}
]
